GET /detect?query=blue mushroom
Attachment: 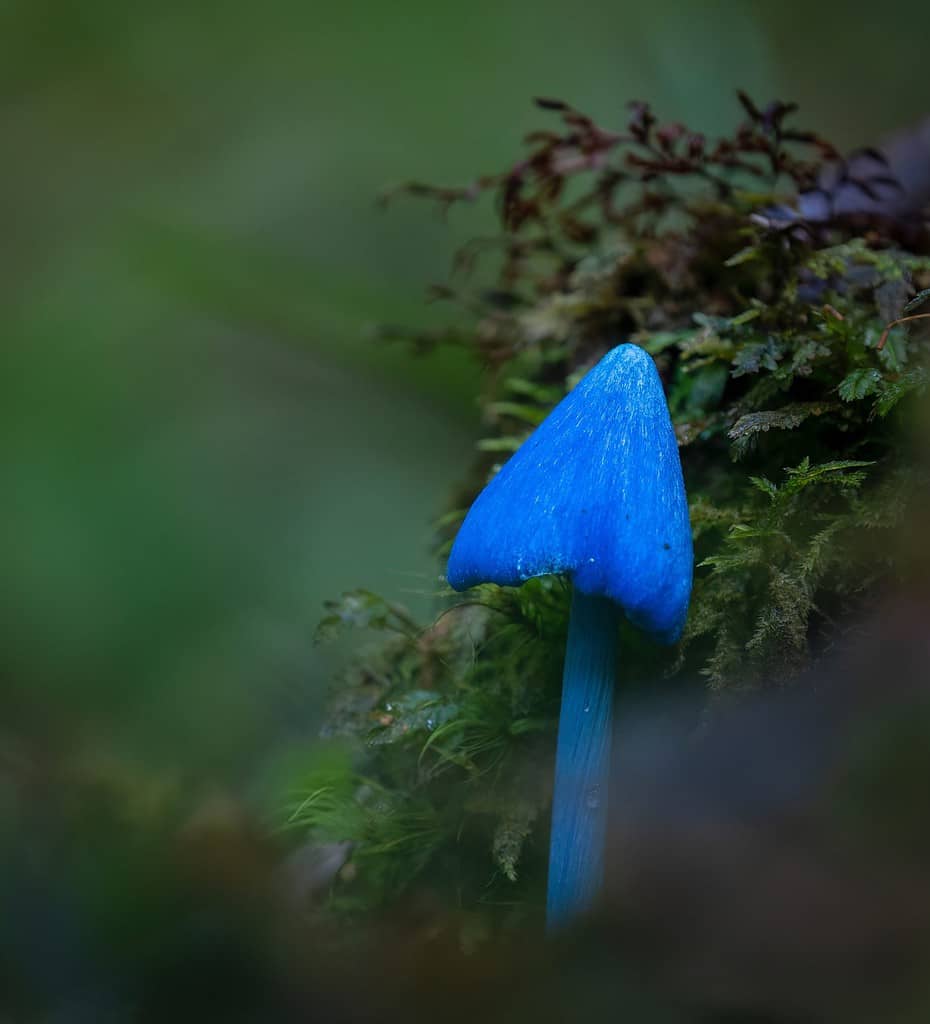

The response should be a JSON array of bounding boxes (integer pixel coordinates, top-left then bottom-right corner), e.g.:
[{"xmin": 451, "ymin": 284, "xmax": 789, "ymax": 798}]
[{"xmin": 447, "ymin": 343, "xmax": 693, "ymax": 928}]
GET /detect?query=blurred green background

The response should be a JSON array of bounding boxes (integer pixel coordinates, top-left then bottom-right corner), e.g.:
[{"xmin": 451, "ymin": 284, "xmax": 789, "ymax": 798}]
[{"xmin": 3, "ymin": 0, "xmax": 929, "ymax": 779}]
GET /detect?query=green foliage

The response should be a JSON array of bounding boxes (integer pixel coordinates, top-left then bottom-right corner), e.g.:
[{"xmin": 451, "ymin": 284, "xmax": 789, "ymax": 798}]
[
  {"xmin": 727, "ymin": 404, "xmax": 835, "ymax": 459},
  {"xmin": 838, "ymin": 368, "xmax": 883, "ymax": 402},
  {"xmin": 690, "ymin": 457, "xmax": 876, "ymax": 685},
  {"xmin": 293, "ymin": 96, "xmax": 930, "ymax": 932},
  {"xmin": 314, "ymin": 589, "xmax": 420, "ymax": 644}
]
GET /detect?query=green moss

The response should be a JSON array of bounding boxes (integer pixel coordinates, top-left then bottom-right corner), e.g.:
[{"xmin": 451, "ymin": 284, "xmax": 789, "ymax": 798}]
[{"xmin": 296, "ymin": 96, "xmax": 930, "ymax": 936}]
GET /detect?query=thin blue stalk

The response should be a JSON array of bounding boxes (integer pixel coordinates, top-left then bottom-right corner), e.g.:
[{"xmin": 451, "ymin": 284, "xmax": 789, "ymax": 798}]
[{"xmin": 546, "ymin": 589, "xmax": 617, "ymax": 930}]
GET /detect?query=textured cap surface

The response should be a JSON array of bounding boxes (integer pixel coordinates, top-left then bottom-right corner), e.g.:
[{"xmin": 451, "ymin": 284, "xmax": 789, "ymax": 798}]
[{"xmin": 447, "ymin": 344, "xmax": 692, "ymax": 643}]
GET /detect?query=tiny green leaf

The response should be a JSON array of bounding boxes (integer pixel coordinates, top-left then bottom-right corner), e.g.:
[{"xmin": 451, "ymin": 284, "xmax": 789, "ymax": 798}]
[{"xmin": 838, "ymin": 368, "xmax": 883, "ymax": 402}]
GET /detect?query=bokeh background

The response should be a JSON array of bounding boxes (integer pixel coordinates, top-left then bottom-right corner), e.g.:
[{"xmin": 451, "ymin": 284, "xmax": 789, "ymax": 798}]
[
  {"xmin": 6, "ymin": 0, "xmax": 930, "ymax": 777},
  {"xmin": 3, "ymin": 2, "xmax": 925, "ymax": 1015},
  {"xmin": 3, "ymin": 4, "xmax": 930, "ymax": 1004}
]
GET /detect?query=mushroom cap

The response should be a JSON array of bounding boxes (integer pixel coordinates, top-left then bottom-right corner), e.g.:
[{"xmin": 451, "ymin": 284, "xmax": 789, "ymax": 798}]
[{"xmin": 447, "ymin": 344, "xmax": 692, "ymax": 644}]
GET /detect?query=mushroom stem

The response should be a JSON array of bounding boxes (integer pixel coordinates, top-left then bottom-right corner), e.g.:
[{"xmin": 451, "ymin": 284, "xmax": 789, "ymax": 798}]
[{"xmin": 546, "ymin": 589, "xmax": 617, "ymax": 930}]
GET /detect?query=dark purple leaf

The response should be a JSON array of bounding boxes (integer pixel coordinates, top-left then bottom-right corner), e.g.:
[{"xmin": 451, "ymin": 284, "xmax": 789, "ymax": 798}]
[
  {"xmin": 534, "ymin": 97, "xmax": 569, "ymax": 111},
  {"xmin": 736, "ymin": 90, "xmax": 761, "ymax": 120}
]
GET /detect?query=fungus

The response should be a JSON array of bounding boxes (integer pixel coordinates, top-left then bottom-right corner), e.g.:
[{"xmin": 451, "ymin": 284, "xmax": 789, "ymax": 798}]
[{"xmin": 447, "ymin": 343, "xmax": 693, "ymax": 928}]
